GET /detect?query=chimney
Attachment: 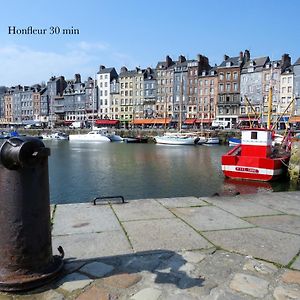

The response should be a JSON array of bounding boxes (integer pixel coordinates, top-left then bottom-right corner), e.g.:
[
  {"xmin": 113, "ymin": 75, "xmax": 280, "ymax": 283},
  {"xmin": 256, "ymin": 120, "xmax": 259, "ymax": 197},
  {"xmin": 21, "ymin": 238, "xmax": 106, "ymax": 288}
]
[
  {"xmin": 166, "ymin": 55, "xmax": 173, "ymax": 67},
  {"xmin": 244, "ymin": 50, "xmax": 250, "ymax": 62},
  {"xmin": 281, "ymin": 53, "xmax": 291, "ymax": 70},
  {"xmin": 99, "ymin": 65, "xmax": 105, "ymax": 71},
  {"xmin": 75, "ymin": 74, "xmax": 81, "ymax": 83},
  {"xmin": 224, "ymin": 54, "xmax": 229, "ymax": 61},
  {"xmin": 239, "ymin": 51, "xmax": 243, "ymax": 61},
  {"xmin": 178, "ymin": 55, "xmax": 186, "ymax": 63}
]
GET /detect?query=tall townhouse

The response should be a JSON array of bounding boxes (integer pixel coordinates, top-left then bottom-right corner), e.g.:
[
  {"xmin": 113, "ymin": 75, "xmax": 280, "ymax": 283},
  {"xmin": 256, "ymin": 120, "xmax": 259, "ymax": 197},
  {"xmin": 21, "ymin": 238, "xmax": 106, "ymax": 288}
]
[
  {"xmin": 96, "ymin": 66, "xmax": 118, "ymax": 119},
  {"xmin": 293, "ymin": 58, "xmax": 300, "ymax": 116},
  {"xmin": 118, "ymin": 67, "xmax": 135, "ymax": 127},
  {"xmin": 63, "ymin": 74, "xmax": 87, "ymax": 124},
  {"xmin": 47, "ymin": 76, "xmax": 67, "ymax": 126},
  {"xmin": 12, "ymin": 85, "xmax": 22, "ymax": 123},
  {"xmin": 261, "ymin": 54, "xmax": 291, "ymax": 126},
  {"xmin": 84, "ymin": 77, "xmax": 97, "ymax": 122},
  {"xmin": 186, "ymin": 55, "xmax": 211, "ymax": 126},
  {"xmin": 0, "ymin": 86, "xmax": 7, "ymax": 123},
  {"xmin": 143, "ymin": 67, "xmax": 157, "ymax": 119},
  {"xmin": 110, "ymin": 77, "xmax": 120, "ymax": 120},
  {"xmin": 240, "ymin": 54, "xmax": 269, "ymax": 125},
  {"xmin": 32, "ymin": 85, "xmax": 42, "ymax": 122},
  {"xmin": 197, "ymin": 67, "xmax": 218, "ymax": 128},
  {"xmin": 216, "ymin": 51, "xmax": 248, "ymax": 128},
  {"xmin": 173, "ymin": 55, "xmax": 189, "ymax": 126},
  {"xmin": 156, "ymin": 56, "xmax": 175, "ymax": 120},
  {"xmin": 133, "ymin": 67, "xmax": 146, "ymax": 120},
  {"xmin": 279, "ymin": 65, "xmax": 294, "ymax": 128},
  {"xmin": 4, "ymin": 88, "xmax": 13, "ymax": 123}
]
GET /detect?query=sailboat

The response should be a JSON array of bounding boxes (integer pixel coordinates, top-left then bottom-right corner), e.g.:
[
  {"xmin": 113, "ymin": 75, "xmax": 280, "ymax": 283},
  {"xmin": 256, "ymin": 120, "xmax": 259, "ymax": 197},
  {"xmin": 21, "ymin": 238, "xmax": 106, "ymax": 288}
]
[
  {"xmin": 154, "ymin": 74, "xmax": 198, "ymax": 145},
  {"xmin": 221, "ymin": 88, "xmax": 291, "ymax": 181}
]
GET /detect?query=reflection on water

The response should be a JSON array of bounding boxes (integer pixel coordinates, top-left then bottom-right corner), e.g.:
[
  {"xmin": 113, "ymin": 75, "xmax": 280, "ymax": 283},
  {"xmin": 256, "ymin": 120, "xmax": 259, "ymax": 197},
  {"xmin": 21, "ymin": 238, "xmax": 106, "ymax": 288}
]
[{"xmin": 1, "ymin": 139, "xmax": 299, "ymax": 204}]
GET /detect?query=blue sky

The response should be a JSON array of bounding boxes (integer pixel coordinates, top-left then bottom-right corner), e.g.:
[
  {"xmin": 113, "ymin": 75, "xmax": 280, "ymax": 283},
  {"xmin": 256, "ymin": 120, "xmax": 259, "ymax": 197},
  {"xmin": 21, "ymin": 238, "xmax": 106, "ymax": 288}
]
[{"xmin": 1, "ymin": 0, "xmax": 299, "ymax": 86}]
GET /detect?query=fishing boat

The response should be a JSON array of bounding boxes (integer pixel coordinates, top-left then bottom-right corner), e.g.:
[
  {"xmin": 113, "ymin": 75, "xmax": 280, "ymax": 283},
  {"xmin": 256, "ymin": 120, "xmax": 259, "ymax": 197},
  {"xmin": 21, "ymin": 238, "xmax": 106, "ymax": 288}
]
[{"xmin": 221, "ymin": 128, "xmax": 290, "ymax": 181}]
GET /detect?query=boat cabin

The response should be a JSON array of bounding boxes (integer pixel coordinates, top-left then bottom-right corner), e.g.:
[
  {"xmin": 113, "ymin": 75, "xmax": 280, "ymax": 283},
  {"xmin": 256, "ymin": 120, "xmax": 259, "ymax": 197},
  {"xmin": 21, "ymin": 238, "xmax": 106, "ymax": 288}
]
[{"xmin": 241, "ymin": 129, "xmax": 272, "ymax": 158}]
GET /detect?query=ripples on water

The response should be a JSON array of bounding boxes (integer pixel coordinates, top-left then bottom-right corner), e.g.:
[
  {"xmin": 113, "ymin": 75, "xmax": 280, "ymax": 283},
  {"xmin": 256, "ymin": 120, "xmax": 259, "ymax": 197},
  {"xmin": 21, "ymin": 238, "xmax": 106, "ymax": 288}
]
[
  {"xmin": 0, "ymin": 139, "xmax": 297, "ymax": 204},
  {"xmin": 44, "ymin": 141, "xmax": 296, "ymax": 204}
]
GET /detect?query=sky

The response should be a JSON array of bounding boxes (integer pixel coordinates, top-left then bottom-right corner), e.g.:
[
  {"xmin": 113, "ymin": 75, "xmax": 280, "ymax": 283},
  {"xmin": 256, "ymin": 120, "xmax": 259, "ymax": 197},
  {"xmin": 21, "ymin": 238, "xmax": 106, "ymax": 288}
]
[{"xmin": 0, "ymin": 0, "xmax": 299, "ymax": 87}]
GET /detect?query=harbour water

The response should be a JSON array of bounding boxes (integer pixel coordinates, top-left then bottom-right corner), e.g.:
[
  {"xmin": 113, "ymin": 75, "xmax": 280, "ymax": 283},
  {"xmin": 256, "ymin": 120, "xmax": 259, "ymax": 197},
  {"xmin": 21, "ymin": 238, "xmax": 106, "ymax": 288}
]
[{"xmin": 44, "ymin": 140, "xmax": 297, "ymax": 204}]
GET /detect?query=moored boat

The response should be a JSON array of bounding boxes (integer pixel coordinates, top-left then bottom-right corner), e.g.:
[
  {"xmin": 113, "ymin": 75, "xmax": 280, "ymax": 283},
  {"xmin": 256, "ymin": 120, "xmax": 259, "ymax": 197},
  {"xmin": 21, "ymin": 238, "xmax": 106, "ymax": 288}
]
[
  {"xmin": 222, "ymin": 128, "xmax": 290, "ymax": 181},
  {"xmin": 69, "ymin": 129, "xmax": 111, "ymax": 142},
  {"xmin": 204, "ymin": 136, "xmax": 220, "ymax": 145},
  {"xmin": 154, "ymin": 135, "xmax": 197, "ymax": 145},
  {"xmin": 228, "ymin": 137, "xmax": 241, "ymax": 146}
]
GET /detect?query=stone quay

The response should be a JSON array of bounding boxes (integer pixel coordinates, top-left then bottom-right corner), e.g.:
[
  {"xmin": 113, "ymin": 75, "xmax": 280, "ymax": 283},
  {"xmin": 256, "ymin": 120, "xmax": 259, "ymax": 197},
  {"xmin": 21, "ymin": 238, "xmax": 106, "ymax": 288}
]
[{"xmin": 1, "ymin": 191, "xmax": 300, "ymax": 299}]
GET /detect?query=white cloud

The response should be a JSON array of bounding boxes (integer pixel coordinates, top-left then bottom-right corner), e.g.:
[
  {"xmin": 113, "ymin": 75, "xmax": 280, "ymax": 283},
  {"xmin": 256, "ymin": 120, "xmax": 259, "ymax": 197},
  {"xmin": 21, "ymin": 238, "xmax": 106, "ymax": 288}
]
[{"xmin": 0, "ymin": 42, "xmax": 139, "ymax": 86}]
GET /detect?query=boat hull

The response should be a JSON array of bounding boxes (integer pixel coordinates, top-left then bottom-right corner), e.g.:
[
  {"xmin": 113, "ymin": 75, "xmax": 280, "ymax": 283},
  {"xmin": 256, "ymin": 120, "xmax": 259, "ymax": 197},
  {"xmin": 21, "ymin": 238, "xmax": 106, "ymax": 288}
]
[
  {"xmin": 222, "ymin": 146, "xmax": 289, "ymax": 181},
  {"xmin": 155, "ymin": 136, "xmax": 196, "ymax": 145},
  {"xmin": 69, "ymin": 135, "xmax": 111, "ymax": 142}
]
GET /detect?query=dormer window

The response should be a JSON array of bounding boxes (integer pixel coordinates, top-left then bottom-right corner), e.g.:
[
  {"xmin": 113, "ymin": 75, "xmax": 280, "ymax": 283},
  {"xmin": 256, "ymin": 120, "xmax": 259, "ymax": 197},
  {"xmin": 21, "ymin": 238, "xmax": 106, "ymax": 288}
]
[
  {"xmin": 226, "ymin": 61, "xmax": 231, "ymax": 67},
  {"xmin": 202, "ymin": 71, "xmax": 206, "ymax": 76}
]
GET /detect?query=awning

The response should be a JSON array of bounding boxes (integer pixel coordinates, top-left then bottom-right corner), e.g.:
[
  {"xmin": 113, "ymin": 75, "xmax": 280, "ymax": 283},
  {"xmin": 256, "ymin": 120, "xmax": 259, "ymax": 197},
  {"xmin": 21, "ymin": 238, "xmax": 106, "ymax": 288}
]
[
  {"xmin": 289, "ymin": 116, "xmax": 300, "ymax": 123},
  {"xmin": 132, "ymin": 118, "xmax": 171, "ymax": 125},
  {"xmin": 195, "ymin": 119, "xmax": 212, "ymax": 124},
  {"xmin": 184, "ymin": 118, "xmax": 197, "ymax": 124},
  {"xmin": 95, "ymin": 119, "xmax": 119, "ymax": 125},
  {"xmin": 239, "ymin": 116, "xmax": 259, "ymax": 121}
]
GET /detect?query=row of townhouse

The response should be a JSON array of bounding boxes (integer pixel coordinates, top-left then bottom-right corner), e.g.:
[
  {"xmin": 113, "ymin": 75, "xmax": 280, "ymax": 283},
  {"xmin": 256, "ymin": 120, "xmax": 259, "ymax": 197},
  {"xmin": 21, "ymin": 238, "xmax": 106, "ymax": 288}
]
[{"xmin": 1, "ymin": 50, "xmax": 300, "ymax": 129}]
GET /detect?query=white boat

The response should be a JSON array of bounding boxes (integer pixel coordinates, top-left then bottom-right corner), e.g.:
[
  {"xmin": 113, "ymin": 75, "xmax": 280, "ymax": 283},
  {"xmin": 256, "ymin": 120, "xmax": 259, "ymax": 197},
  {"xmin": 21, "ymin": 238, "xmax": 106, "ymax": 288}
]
[
  {"xmin": 41, "ymin": 132, "xmax": 69, "ymax": 140},
  {"xmin": 69, "ymin": 129, "xmax": 111, "ymax": 142},
  {"xmin": 204, "ymin": 136, "xmax": 220, "ymax": 145},
  {"xmin": 154, "ymin": 135, "xmax": 197, "ymax": 145}
]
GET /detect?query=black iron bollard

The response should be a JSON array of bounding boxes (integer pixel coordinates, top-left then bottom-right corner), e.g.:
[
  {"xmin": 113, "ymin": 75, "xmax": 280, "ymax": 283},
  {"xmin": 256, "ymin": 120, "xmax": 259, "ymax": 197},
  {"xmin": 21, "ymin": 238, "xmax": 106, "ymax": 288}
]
[{"xmin": 0, "ymin": 137, "xmax": 63, "ymax": 291}]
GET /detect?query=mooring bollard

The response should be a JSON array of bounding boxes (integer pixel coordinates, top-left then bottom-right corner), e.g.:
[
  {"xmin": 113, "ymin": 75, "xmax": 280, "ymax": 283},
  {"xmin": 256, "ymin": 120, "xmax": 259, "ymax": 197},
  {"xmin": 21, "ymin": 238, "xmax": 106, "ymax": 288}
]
[{"xmin": 0, "ymin": 137, "xmax": 64, "ymax": 291}]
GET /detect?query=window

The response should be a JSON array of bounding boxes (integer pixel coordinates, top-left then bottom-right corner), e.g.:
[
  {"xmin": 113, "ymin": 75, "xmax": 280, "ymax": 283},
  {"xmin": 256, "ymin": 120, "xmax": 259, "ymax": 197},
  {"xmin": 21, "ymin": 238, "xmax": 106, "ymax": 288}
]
[
  {"xmin": 226, "ymin": 72, "xmax": 231, "ymax": 80},
  {"xmin": 219, "ymin": 73, "xmax": 224, "ymax": 80},
  {"xmin": 226, "ymin": 83, "xmax": 231, "ymax": 92},
  {"xmin": 219, "ymin": 84, "xmax": 224, "ymax": 92},
  {"xmin": 251, "ymin": 132, "xmax": 257, "ymax": 139},
  {"xmin": 233, "ymin": 72, "xmax": 238, "ymax": 80}
]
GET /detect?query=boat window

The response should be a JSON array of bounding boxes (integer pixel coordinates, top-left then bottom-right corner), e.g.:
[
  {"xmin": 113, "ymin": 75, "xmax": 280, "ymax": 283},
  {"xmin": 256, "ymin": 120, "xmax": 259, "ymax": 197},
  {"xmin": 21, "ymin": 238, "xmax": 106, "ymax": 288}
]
[{"xmin": 251, "ymin": 132, "xmax": 257, "ymax": 140}]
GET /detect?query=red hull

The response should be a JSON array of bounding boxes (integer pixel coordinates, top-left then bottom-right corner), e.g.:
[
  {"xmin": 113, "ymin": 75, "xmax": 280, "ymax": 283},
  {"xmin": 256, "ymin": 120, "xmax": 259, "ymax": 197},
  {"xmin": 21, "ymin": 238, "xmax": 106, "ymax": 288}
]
[{"xmin": 222, "ymin": 145, "xmax": 289, "ymax": 182}]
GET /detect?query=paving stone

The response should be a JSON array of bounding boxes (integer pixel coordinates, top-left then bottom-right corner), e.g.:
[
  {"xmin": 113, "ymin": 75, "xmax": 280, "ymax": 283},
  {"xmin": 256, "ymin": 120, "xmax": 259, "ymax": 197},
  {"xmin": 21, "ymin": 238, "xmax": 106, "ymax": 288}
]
[
  {"xmin": 101, "ymin": 273, "xmax": 142, "ymax": 289},
  {"xmin": 281, "ymin": 270, "xmax": 300, "ymax": 284},
  {"xmin": 250, "ymin": 192, "xmax": 300, "ymax": 216},
  {"xmin": 243, "ymin": 258, "xmax": 278, "ymax": 275},
  {"xmin": 171, "ymin": 206, "xmax": 253, "ymax": 231},
  {"xmin": 37, "ymin": 290, "xmax": 65, "ymax": 300},
  {"xmin": 273, "ymin": 286, "xmax": 300, "ymax": 300},
  {"xmin": 229, "ymin": 273, "xmax": 269, "ymax": 298},
  {"xmin": 122, "ymin": 218, "xmax": 212, "ymax": 252},
  {"xmin": 79, "ymin": 261, "xmax": 114, "ymax": 278},
  {"xmin": 291, "ymin": 255, "xmax": 300, "ymax": 270},
  {"xmin": 156, "ymin": 197, "xmax": 208, "ymax": 208},
  {"xmin": 182, "ymin": 250, "xmax": 206, "ymax": 264},
  {"xmin": 203, "ymin": 227, "xmax": 300, "ymax": 265},
  {"xmin": 52, "ymin": 203, "xmax": 121, "ymax": 235},
  {"xmin": 245, "ymin": 215, "xmax": 300, "ymax": 235},
  {"xmin": 130, "ymin": 287, "xmax": 162, "ymax": 300},
  {"xmin": 112, "ymin": 199, "xmax": 174, "ymax": 221},
  {"xmin": 75, "ymin": 286, "xmax": 110, "ymax": 300},
  {"xmin": 204, "ymin": 196, "xmax": 282, "ymax": 217},
  {"xmin": 58, "ymin": 272, "xmax": 93, "ymax": 293},
  {"xmin": 52, "ymin": 231, "xmax": 132, "ymax": 259},
  {"xmin": 63, "ymin": 260, "xmax": 86, "ymax": 273}
]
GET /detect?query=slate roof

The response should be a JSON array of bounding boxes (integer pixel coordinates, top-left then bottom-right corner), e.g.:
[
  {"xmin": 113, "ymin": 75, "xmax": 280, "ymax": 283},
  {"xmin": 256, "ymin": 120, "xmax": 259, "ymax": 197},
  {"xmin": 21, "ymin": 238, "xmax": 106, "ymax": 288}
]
[
  {"xmin": 97, "ymin": 67, "xmax": 115, "ymax": 74},
  {"xmin": 241, "ymin": 56, "xmax": 270, "ymax": 73},
  {"xmin": 218, "ymin": 56, "xmax": 241, "ymax": 68},
  {"xmin": 294, "ymin": 57, "xmax": 300, "ymax": 65}
]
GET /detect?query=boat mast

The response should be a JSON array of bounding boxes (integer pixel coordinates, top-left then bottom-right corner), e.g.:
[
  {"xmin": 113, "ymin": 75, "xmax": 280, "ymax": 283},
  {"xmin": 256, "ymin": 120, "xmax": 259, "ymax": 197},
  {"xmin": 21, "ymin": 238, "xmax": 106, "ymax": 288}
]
[{"xmin": 267, "ymin": 86, "xmax": 273, "ymax": 130}]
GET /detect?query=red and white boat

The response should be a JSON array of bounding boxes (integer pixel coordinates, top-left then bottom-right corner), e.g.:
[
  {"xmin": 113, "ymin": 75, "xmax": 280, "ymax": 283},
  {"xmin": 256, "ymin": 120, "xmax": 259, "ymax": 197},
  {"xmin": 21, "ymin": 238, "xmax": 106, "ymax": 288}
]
[{"xmin": 221, "ymin": 128, "xmax": 290, "ymax": 181}]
